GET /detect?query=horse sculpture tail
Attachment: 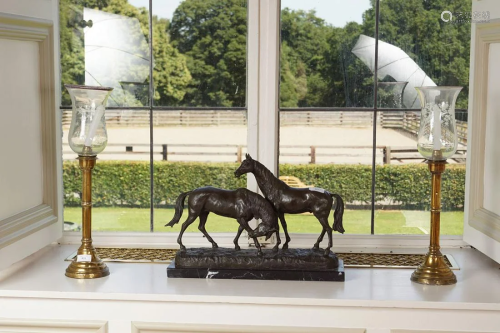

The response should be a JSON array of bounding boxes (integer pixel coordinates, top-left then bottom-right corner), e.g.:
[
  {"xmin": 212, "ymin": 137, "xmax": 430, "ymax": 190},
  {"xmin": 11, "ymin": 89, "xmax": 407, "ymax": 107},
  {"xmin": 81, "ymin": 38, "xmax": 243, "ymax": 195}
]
[
  {"xmin": 331, "ymin": 193, "xmax": 345, "ymax": 234},
  {"xmin": 165, "ymin": 191, "xmax": 192, "ymax": 227}
]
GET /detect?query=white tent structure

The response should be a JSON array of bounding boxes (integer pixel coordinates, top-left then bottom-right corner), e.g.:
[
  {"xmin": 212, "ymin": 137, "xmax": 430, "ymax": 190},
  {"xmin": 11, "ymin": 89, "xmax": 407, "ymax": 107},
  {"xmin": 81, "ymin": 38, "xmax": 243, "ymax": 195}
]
[
  {"xmin": 83, "ymin": 8, "xmax": 150, "ymax": 106},
  {"xmin": 352, "ymin": 34, "xmax": 436, "ymax": 109}
]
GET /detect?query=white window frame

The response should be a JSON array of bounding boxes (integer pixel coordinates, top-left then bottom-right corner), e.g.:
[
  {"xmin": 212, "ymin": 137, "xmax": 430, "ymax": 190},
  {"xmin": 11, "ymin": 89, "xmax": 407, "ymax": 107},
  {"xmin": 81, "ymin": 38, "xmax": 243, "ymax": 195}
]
[{"xmin": 59, "ymin": 0, "xmax": 467, "ymax": 249}]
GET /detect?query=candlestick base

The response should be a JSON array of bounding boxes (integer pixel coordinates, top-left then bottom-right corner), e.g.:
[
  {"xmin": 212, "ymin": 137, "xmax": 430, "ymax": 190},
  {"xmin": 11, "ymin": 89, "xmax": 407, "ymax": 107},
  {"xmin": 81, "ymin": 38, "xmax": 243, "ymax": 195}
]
[
  {"xmin": 65, "ymin": 244, "xmax": 109, "ymax": 279},
  {"xmin": 410, "ymin": 250, "xmax": 456, "ymax": 285}
]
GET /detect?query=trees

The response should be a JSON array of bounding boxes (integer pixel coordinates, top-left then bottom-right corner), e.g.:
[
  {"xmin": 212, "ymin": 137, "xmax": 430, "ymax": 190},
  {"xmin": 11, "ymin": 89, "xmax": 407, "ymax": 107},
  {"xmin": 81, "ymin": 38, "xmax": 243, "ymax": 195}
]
[
  {"xmin": 280, "ymin": 8, "xmax": 331, "ymax": 107},
  {"xmin": 369, "ymin": 0, "xmax": 471, "ymax": 108},
  {"xmin": 59, "ymin": 0, "xmax": 191, "ymax": 107},
  {"xmin": 169, "ymin": 0, "xmax": 247, "ymax": 107},
  {"xmin": 60, "ymin": 0, "xmax": 471, "ymax": 109}
]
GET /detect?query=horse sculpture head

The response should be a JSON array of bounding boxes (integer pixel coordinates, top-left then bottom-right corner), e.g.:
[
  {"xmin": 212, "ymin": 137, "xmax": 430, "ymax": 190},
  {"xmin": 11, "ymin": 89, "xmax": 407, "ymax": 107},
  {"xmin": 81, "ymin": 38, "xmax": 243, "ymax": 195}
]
[
  {"xmin": 234, "ymin": 153, "xmax": 255, "ymax": 177},
  {"xmin": 253, "ymin": 222, "xmax": 278, "ymax": 241}
]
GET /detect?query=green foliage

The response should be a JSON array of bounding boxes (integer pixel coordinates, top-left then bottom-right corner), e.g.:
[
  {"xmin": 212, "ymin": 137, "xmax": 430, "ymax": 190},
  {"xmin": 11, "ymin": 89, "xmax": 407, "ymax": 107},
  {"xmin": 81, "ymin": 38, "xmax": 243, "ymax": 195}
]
[
  {"xmin": 169, "ymin": 0, "xmax": 247, "ymax": 107},
  {"xmin": 280, "ymin": 8, "xmax": 333, "ymax": 107},
  {"xmin": 59, "ymin": 0, "xmax": 191, "ymax": 106},
  {"xmin": 63, "ymin": 161, "xmax": 465, "ymax": 210},
  {"xmin": 60, "ymin": 0, "xmax": 471, "ymax": 108},
  {"xmin": 375, "ymin": 0, "xmax": 472, "ymax": 108},
  {"xmin": 63, "ymin": 161, "xmax": 247, "ymax": 207}
]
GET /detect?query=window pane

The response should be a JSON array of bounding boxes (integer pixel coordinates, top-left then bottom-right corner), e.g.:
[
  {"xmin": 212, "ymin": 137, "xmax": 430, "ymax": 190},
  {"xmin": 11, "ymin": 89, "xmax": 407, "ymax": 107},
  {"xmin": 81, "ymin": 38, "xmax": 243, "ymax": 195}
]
[
  {"xmin": 279, "ymin": 111, "xmax": 373, "ymax": 234},
  {"xmin": 280, "ymin": 0, "xmax": 375, "ymax": 108},
  {"xmin": 151, "ymin": 0, "xmax": 247, "ymax": 107},
  {"xmin": 63, "ymin": 110, "xmax": 151, "ymax": 232},
  {"xmin": 60, "ymin": 0, "xmax": 150, "ymax": 107},
  {"xmin": 374, "ymin": 0, "xmax": 471, "ymax": 235},
  {"xmin": 153, "ymin": 110, "xmax": 247, "ymax": 235},
  {"xmin": 373, "ymin": 111, "xmax": 466, "ymax": 235}
]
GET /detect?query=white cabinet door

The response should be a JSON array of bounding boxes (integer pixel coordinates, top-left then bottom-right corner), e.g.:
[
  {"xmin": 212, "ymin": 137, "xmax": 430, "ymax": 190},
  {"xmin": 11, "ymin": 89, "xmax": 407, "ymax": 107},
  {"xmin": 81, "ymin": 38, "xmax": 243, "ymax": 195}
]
[
  {"xmin": 463, "ymin": 0, "xmax": 500, "ymax": 263},
  {"xmin": 0, "ymin": 2, "xmax": 62, "ymax": 270}
]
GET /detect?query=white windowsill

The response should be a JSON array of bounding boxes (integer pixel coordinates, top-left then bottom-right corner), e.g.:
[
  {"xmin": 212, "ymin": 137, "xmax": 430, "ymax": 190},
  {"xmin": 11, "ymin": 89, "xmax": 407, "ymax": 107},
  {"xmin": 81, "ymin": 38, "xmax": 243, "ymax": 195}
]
[{"xmin": 1, "ymin": 244, "xmax": 499, "ymax": 312}]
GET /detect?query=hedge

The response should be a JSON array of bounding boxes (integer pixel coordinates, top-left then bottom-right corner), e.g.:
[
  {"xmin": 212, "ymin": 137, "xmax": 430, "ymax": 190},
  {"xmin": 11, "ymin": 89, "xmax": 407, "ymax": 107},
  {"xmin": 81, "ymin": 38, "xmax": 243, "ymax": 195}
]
[{"xmin": 63, "ymin": 161, "xmax": 466, "ymax": 210}]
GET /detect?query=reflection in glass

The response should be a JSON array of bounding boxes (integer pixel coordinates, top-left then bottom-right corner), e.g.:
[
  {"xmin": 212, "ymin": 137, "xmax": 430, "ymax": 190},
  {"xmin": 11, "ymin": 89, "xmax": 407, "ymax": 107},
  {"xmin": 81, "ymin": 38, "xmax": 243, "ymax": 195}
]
[
  {"xmin": 280, "ymin": 0, "xmax": 374, "ymax": 108},
  {"xmin": 84, "ymin": 8, "xmax": 150, "ymax": 106},
  {"xmin": 378, "ymin": 81, "xmax": 408, "ymax": 109},
  {"xmin": 60, "ymin": 0, "xmax": 150, "ymax": 107},
  {"xmin": 377, "ymin": 0, "xmax": 471, "ymax": 108},
  {"xmin": 353, "ymin": 35, "xmax": 436, "ymax": 109}
]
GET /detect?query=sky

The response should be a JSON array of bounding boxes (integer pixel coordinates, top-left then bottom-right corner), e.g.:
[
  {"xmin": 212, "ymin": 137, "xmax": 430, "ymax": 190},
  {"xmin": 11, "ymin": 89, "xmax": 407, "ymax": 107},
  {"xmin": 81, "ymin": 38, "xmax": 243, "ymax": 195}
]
[{"xmin": 128, "ymin": 0, "xmax": 372, "ymax": 27}]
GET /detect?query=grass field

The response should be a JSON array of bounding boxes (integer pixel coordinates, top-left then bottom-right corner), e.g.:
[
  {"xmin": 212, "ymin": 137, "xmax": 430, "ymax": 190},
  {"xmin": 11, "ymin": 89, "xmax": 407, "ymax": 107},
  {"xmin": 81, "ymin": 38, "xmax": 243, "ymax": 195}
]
[{"xmin": 64, "ymin": 207, "xmax": 464, "ymax": 235}]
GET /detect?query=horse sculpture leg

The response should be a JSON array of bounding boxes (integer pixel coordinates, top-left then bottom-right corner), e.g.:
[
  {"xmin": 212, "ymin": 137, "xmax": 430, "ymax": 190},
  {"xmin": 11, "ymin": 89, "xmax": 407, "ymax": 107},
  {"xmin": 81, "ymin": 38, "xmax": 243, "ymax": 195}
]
[
  {"xmin": 233, "ymin": 225, "xmax": 244, "ymax": 250},
  {"xmin": 313, "ymin": 229, "xmax": 326, "ymax": 251},
  {"xmin": 177, "ymin": 212, "xmax": 198, "ymax": 251},
  {"xmin": 278, "ymin": 212, "xmax": 291, "ymax": 250},
  {"xmin": 272, "ymin": 226, "xmax": 281, "ymax": 252},
  {"xmin": 238, "ymin": 218, "xmax": 263, "ymax": 256},
  {"xmin": 198, "ymin": 212, "xmax": 218, "ymax": 248},
  {"xmin": 315, "ymin": 214, "xmax": 333, "ymax": 256}
]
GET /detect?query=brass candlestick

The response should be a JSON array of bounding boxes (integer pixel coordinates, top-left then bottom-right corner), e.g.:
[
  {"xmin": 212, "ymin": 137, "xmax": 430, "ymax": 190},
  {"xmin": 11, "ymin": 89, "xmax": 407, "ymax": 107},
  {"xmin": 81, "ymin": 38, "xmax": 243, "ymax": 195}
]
[
  {"xmin": 412, "ymin": 86, "xmax": 462, "ymax": 285},
  {"xmin": 64, "ymin": 84, "xmax": 112, "ymax": 279},
  {"xmin": 410, "ymin": 159, "xmax": 456, "ymax": 285},
  {"xmin": 65, "ymin": 154, "xmax": 109, "ymax": 279}
]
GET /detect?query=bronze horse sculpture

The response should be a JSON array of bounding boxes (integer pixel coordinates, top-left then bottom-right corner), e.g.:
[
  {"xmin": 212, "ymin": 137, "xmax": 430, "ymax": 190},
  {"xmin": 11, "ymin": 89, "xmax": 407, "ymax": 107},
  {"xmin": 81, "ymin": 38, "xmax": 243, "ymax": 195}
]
[
  {"xmin": 235, "ymin": 154, "xmax": 345, "ymax": 255},
  {"xmin": 165, "ymin": 187, "xmax": 279, "ymax": 255}
]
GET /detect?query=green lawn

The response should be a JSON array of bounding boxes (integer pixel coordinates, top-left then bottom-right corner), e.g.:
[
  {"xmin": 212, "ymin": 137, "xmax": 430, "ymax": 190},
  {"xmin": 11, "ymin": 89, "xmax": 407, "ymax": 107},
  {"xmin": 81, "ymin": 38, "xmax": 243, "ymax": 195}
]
[{"xmin": 64, "ymin": 207, "xmax": 464, "ymax": 235}]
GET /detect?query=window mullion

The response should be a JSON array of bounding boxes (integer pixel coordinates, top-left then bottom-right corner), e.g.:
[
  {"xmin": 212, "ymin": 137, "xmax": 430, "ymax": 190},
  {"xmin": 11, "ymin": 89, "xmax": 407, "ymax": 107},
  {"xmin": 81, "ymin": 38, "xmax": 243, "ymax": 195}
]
[
  {"xmin": 148, "ymin": 0, "xmax": 154, "ymax": 232},
  {"xmin": 370, "ymin": 0, "xmax": 381, "ymax": 235},
  {"xmin": 257, "ymin": 0, "xmax": 280, "ymax": 176},
  {"xmin": 247, "ymin": 0, "xmax": 260, "ymax": 197}
]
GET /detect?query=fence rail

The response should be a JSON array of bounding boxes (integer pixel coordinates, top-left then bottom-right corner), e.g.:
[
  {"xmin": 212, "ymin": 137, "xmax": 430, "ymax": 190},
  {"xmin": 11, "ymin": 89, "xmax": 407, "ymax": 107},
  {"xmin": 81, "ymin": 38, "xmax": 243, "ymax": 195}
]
[
  {"xmin": 381, "ymin": 111, "xmax": 468, "ymax": 146},
  {"xmin": 62, "ymin": 110, "xmax": 379, "ymax": 128},
  {"xmin": 62, "ymin": 110, "xmax": 248, "ymax": 127},
  {"xmin": 62, "ymin": 143, "xmax": 467, "ymax": 164},
  {"xmin": 63, "ymin": 110, "xmax": 468, "ymax": 146}
]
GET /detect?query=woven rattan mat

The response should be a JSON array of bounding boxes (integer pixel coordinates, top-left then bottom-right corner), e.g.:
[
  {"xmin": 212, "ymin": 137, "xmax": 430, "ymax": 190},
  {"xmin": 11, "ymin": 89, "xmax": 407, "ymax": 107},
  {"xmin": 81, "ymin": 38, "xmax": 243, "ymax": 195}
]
[{"xmin": 66, "ymin": 248, "xmax": 458, "ymax": 269}]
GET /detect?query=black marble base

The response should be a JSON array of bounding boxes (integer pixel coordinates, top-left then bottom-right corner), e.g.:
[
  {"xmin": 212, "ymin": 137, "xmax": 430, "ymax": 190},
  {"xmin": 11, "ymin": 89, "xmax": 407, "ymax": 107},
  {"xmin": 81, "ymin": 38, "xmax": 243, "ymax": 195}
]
[
  {"xmin": 175, "ymin": 247, "xmax": 340, "ymax": 270},
  {"xmin": 167, "ymin": 260, "xmax": 345, "ymax": 281}
]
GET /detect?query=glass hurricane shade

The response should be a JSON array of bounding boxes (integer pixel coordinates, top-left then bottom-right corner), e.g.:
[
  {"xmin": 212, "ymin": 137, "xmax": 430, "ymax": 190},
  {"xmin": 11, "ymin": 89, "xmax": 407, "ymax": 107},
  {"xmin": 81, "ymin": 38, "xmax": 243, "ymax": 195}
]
[
  {"xmin": 65, "ymin": 85, "xmax": 113, "ymax": 156},
  {"xmin": 415, "ymin": 86, "xmax": 462, "ymax": 160}
]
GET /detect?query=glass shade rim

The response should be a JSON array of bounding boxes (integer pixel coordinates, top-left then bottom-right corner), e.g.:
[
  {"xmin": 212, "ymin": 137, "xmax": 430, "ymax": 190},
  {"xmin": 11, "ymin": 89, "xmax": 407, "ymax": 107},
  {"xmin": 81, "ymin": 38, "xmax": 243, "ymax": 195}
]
[{"xmin": 64, "ymin": 84, "xmax": 114, "ymax": 92}]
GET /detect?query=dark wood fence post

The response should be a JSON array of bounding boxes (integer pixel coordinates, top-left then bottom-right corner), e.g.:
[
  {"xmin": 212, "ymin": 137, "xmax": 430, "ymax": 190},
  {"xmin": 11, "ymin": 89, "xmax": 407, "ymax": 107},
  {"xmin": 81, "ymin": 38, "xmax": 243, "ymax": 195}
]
[
  {"xmin": 383, "ymin": 146, "xmax": 391, "ymax": 164},
  {"xmin": 162, "ymin": 144, "xmax": 168, "ymax": 161},
  {"xmin": 310, "ymin": 146, "xmax": 316, "ymax": 164}
]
